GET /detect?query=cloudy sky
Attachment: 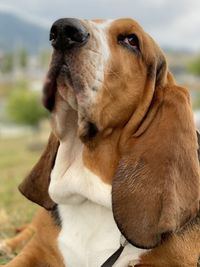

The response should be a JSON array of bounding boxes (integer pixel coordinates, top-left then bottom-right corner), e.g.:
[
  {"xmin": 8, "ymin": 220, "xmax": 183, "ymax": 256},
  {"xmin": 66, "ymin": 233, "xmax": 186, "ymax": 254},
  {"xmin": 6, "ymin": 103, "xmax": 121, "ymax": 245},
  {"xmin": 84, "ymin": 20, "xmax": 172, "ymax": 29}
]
[{"xmin": 0, "ymin": 0, "xmax": 200, "ymax": 51}]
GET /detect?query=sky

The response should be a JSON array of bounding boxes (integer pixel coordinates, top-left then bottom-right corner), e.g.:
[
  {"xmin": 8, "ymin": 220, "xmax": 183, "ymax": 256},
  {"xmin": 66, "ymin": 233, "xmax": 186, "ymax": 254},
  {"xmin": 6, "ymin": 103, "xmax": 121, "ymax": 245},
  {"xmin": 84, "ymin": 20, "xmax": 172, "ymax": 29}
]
[{"xmin": 0, "ymin": 0, "xmax": 200, "ymax": 51}]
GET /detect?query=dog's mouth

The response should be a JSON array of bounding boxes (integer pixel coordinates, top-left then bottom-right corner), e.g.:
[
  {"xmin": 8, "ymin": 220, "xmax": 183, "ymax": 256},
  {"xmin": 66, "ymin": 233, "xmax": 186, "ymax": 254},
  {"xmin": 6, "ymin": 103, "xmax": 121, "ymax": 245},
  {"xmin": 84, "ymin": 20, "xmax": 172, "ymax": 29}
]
[
  {"xmin": 42, "ymin": 52, "xmax": 78, "ymax": 111},
  {"xmin": 42, "ymin": 52, "xmax": 63, "ymax": 111},
  {"xmin": 42, "ymin": 47, "xmax": 102, "ymax": 142}
]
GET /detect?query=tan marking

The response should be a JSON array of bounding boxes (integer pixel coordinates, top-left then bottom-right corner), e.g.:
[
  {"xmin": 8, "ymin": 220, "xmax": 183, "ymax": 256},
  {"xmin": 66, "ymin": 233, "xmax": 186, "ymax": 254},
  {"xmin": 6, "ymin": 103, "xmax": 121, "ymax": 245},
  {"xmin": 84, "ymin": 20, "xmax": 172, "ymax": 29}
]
[{"xmin": 136, "ymin": 220, "xmax": 200, "ymax": 267}]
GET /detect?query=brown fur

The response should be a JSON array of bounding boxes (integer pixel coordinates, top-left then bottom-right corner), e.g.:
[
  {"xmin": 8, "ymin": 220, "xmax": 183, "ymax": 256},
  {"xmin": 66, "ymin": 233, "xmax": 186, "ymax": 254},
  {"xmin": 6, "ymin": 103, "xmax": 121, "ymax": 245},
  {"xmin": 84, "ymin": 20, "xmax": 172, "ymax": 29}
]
[
  {"xmin": 112, "ymin": 73, "xmax": 200, "ymax": 248},
  {"xmin": 84, "ymin": 19, "xmax": 200, "ymax": 248},
  {"xmin": 19, "ymin": 133, "xmax": 59, "ymax": 210},
  {"xmin": 132, "ymin": 217, "xmax": 200, "ymax": 267},
  {"xmin": 0, "ymin": 224, "xmax": 35, "ymax": 254}
]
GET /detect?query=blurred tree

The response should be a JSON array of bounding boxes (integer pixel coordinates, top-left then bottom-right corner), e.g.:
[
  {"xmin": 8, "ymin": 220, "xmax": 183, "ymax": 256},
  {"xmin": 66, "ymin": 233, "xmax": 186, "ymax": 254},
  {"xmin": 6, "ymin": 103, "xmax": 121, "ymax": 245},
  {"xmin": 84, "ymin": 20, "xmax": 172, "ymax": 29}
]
[
  {"xmin": 15, "ymin": 80, "xmax": 29, "ymax": 90},
  {"xmin": 192, "ymin": 91, "xmax": 200, "ymax": 110},
  {"xmin": 0, "ymin": 52, "xmax": 14, "ymax": 74},
  {"xmin": 7, "ymin": 87, "xmax": 48, "ymax": 127},
  {"xmin": 39, "ymin": 49, "xmax": 51, "ymax": 69},
  {"xmin": 18, "ymin": 48, "xmax": 28, "ymax": 70},
  {"xmin": 188, "ymin": 56, "xmax": 200, "ymax": 76}
]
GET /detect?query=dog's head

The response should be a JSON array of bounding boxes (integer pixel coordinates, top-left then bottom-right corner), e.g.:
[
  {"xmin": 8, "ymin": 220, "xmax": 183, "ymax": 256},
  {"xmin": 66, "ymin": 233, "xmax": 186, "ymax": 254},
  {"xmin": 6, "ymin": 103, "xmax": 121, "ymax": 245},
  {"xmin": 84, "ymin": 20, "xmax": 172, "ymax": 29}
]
[{"xmin": 19, "ymin": 18, "xmax": 200, "ymax": 249}]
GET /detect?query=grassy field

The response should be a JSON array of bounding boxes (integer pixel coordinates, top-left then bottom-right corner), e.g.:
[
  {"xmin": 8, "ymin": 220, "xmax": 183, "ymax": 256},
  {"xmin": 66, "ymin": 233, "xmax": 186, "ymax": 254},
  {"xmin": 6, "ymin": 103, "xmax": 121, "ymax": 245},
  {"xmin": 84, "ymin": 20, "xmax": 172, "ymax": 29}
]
[{"xmin": 0, "ymin": 132, "xmax": 47, "ymax": 264}]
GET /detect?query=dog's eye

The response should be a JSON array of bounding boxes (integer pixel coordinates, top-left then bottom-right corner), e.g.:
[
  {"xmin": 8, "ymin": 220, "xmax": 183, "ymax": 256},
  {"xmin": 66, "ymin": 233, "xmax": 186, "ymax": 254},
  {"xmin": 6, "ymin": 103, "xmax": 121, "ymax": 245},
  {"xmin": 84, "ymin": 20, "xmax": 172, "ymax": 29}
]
[
  {"xmin": 118, "ymin": 34, "xmax": 140, "ymax": 52},
  {"xmin": 124, "ymin": 35, "xmax": 139, "ymax": 48}
]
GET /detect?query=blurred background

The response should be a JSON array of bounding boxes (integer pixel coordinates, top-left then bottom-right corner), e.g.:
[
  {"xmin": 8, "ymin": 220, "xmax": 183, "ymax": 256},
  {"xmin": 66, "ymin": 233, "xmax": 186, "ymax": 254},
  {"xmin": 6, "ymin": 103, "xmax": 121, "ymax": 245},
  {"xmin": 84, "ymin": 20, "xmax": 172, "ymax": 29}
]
[{"xmin": 0, "ymin": 0, "xmax": 200, "ymax": 263}]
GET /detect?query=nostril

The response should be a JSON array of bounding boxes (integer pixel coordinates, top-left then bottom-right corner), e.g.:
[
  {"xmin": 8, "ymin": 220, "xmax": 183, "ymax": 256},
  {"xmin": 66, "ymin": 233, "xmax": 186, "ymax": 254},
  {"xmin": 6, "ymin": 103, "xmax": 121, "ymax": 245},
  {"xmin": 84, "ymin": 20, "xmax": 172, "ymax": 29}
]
[
  {"xmin": 64, "ymin": 25, "xmax": 89, "ymax": 44},
  {"xmin": 49, "ymin": 26, "xmax": 60, "ymax": 50},
  {"xmin": 49, "ymin": 26, "xmax": 58, "ymax": 42},
  {"xmin": 64, "ymin": 26, "xmax": 80, "ymax": 42}
]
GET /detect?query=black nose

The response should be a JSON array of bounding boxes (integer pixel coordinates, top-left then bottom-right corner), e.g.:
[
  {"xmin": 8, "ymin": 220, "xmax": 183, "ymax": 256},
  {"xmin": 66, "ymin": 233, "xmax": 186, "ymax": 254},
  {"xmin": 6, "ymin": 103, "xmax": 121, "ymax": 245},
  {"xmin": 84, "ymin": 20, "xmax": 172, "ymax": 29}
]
[{"xmin": 50, "ymin": 18, "xmax": 89, "ymax": 50}]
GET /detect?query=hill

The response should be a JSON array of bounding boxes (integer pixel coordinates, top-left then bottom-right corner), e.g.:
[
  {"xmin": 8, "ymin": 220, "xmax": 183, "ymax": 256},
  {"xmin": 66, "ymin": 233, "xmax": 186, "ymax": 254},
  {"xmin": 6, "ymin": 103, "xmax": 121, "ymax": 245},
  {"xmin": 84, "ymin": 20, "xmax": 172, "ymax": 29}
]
[{"xmin": 0, "ymin": 12, "xmax": 49, "ymax": 54}]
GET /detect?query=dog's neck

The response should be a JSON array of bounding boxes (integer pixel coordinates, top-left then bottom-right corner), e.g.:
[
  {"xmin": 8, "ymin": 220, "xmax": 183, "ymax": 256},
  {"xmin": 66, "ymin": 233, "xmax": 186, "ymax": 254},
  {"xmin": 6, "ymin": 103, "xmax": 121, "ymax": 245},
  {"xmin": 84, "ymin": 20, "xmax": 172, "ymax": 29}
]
[
  {"xmin": 49, "ymin": 112, "xmax": 121, "ymax": 266},
  {"xmin": 49, "ymin": 103, "xmax": 146, "ymax": 267},
  {"xmin": 49, "ymin": 98, "xmax": 112, "ymax": 207}
]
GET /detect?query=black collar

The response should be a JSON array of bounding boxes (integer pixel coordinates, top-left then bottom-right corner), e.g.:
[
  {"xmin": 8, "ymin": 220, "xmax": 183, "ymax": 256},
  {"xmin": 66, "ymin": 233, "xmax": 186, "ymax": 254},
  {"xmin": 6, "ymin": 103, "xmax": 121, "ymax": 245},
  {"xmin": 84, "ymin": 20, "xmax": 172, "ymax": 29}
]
[{"xmin": 101, "ymin": 236, "xmax": 128, "ymax": 267}]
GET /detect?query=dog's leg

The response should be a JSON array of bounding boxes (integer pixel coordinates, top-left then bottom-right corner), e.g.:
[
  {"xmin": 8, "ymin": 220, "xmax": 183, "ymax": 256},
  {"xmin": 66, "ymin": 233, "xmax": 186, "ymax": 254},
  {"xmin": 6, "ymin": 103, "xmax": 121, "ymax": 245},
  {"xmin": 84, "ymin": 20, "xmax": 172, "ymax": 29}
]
[
  {"xmin": 0, "ymin": 234, "xmax": 64, "ymax": 267},
  {"xmin": 0, "ymin": 224, "xmax": 35, "ymax": 255},
  {"xmin": 0, "ymin": 209, "xmax": 64, "ymax": 267}
]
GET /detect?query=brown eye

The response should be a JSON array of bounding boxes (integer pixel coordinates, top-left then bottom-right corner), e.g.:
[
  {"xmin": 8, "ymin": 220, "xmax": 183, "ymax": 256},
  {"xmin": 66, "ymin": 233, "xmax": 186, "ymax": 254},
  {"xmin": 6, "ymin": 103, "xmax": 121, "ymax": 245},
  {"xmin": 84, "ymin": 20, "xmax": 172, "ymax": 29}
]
[
  {"xmin": 118, "ymin": 34, "xmax": 140, "ymax": 52},
  {"xmin": 125, "ymin": 35, "xmax": 139, "ymax": 48}
]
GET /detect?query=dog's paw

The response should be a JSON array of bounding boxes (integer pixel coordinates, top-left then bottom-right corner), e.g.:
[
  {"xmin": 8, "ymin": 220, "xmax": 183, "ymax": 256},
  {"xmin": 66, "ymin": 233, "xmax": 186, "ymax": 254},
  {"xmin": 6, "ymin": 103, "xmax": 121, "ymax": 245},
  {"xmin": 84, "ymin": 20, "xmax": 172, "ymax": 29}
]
[{"xmin": 0, "ymin": 241, "xmax": 12, "ymax": 256}]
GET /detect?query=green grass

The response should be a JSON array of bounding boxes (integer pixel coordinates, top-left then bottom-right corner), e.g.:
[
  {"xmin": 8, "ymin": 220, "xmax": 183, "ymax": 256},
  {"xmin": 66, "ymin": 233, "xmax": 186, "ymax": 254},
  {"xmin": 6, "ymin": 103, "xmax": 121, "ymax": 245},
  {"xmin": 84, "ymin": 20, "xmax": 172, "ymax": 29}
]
[{"xmin": 0, "ymin": 133, "xmax": 46, "ymax": 264}]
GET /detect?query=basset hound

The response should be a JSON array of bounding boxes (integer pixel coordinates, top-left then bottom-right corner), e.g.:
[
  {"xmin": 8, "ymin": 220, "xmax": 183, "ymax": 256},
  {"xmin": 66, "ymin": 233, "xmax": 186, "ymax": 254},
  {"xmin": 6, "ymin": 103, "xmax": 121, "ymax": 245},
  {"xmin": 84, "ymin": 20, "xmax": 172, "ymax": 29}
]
[{"xmin": 2, "ymin": 18, "xmax": 200, "ymax": 267}]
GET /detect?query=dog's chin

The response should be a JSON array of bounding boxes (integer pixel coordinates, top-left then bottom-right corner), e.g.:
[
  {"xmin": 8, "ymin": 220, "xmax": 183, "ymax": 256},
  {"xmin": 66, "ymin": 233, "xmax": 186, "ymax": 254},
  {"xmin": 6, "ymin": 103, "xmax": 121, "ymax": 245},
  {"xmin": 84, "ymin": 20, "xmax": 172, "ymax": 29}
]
[{"xmin": 57, "ymin": 82, "xmax": 78, "ymax": 112}]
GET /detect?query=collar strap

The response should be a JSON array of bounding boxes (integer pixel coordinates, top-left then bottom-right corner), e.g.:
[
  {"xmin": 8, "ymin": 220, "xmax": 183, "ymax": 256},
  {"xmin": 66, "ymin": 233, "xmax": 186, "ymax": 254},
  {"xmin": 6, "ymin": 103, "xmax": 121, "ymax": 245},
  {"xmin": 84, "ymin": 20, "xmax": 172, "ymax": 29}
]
[{"xmin": 101, "ymin": 235, "xmax": 128, "ymax": 267}]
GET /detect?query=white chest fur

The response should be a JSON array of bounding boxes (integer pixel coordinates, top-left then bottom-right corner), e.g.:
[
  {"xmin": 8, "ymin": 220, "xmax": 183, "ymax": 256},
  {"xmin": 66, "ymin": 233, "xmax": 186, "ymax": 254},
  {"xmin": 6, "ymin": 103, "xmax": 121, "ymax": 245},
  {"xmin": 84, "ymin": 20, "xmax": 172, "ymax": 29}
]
[
  {"xmin": 58, "ymin": 202, "xmax": 145, "ymax": 267},
  {"xmin": 58, "ymin": 202, "xmax": 120, "ymax": 267}
]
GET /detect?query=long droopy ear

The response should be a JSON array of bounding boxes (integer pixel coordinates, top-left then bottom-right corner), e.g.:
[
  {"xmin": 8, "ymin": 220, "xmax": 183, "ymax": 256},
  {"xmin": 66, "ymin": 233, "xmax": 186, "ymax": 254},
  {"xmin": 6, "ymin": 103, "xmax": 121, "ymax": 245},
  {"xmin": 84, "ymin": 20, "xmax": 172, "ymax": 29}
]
[
  {"xmin": 19, "ymin": 133, "xmax": 59, "ymax": 210},
  {"xmin": 112, "ymin": 57, "xmax": 200, "ymax": 249}
]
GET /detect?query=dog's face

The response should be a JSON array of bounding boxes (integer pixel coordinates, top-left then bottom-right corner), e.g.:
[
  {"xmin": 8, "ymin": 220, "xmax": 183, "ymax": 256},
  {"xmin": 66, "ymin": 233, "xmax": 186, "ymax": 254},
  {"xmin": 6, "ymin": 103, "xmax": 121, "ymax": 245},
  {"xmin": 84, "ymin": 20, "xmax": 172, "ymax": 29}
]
[
  {"xmin": 44, "ymin": 18, "xmax": 165, "ymax": 142},
  {"xmin": 19, "ymin": 18, "xmax": 200, "ymax": 249}
]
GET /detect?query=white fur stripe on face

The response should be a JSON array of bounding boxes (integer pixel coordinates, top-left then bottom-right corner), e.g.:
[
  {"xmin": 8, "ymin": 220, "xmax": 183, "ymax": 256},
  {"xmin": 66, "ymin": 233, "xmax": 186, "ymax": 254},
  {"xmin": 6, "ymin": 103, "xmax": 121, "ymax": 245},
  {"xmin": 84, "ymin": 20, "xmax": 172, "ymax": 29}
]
[{"xmin": 89, "ymin": 20, "xmax": 113, "ymax": 61}]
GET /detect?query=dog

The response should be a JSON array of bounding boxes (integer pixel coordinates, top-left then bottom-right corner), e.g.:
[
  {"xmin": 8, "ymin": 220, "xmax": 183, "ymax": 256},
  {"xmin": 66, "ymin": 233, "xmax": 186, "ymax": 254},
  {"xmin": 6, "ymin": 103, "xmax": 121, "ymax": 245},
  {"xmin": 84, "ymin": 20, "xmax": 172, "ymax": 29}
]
[{"xmin": 2, "ymin": 18, "xmax": 200, "ymax": 267}]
